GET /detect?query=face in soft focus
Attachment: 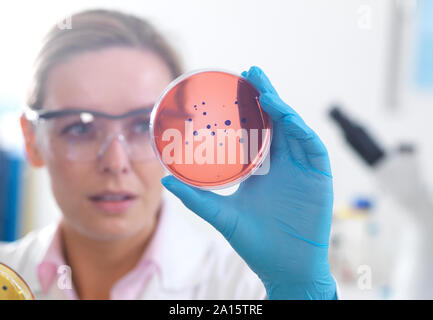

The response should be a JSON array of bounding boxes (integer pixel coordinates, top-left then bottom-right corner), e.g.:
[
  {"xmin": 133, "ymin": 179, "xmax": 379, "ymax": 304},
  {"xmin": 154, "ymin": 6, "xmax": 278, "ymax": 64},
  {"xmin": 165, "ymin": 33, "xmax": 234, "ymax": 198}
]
[{"xmin": 36, "ymin": 47, "xmax": 172, "ymax": 241}]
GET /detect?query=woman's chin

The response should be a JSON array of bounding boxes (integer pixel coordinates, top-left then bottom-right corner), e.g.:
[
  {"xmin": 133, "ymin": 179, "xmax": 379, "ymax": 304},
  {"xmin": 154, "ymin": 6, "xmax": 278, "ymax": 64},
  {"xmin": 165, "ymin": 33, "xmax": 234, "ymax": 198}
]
[
  {"xmin": 66, "ymin": 216, "xmax": 143, "ymax": 242},
  {"xmin": 90, "ymin": 220, "xmax": 145, "ymax": 241}
]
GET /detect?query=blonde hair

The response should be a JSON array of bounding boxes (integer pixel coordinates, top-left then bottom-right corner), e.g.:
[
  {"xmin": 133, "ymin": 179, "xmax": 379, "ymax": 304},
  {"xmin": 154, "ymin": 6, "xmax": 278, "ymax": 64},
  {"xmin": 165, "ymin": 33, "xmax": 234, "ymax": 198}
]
[{"xmin": 27, "ymin": 9, "xmax": 183, "ymax": 110}]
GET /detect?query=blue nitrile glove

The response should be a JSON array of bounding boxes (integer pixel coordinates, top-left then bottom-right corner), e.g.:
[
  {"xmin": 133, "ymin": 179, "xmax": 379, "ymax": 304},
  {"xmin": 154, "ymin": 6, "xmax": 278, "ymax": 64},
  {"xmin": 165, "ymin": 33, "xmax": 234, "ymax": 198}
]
[{"xmin": 161, "ymin": 66, "xmax": 337, "ymax": 300}]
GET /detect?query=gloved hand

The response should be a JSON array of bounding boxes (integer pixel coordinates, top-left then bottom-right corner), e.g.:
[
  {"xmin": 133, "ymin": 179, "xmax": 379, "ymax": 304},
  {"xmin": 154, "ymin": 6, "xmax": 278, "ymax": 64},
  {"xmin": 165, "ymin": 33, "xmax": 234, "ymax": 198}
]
[{"xmin": 161, "ymin": 66, "xmax": 337, "ymax": 299}]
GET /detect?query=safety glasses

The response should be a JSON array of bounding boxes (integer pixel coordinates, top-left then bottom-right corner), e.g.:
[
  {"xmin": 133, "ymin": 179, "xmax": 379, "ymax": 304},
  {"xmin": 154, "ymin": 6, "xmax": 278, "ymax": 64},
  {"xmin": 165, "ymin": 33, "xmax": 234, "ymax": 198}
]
[{"xmin": 24, "ymin": 107, "xmax": 155, "ymax": 163}]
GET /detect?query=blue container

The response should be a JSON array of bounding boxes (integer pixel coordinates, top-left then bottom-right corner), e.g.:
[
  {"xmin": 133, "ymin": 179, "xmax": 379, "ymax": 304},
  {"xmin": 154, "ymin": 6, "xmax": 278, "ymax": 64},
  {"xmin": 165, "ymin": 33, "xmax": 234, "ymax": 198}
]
[{"xmin": 0, "ymin": 149, "xmax": 25, "ymax": 241}]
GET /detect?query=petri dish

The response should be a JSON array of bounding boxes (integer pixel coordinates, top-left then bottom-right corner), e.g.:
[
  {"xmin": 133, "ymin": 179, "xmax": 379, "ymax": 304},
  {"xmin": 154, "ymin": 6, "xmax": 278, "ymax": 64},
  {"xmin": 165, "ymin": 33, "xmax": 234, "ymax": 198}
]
[
  {"xmin": 150, "ymin": 69, "xmax": 272, "ymax": 190},
  {"xmin": 0, "ymin": 263, "xmax": 34, "ymax": 300}
]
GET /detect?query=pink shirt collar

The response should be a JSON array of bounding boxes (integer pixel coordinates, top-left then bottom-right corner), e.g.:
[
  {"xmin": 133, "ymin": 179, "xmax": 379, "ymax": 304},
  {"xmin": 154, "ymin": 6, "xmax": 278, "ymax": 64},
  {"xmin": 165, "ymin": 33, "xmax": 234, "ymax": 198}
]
[{"xmin": 36, "ymin": 202, "xmax": 166, "ymax": 300}]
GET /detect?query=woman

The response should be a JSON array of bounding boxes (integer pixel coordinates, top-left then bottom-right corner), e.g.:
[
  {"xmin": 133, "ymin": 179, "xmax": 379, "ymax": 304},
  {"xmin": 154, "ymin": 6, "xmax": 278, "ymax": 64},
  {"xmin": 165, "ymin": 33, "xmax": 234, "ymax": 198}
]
[{"xmin": 1, "ymin": 9, "xmax": 337, "ymax": 299}]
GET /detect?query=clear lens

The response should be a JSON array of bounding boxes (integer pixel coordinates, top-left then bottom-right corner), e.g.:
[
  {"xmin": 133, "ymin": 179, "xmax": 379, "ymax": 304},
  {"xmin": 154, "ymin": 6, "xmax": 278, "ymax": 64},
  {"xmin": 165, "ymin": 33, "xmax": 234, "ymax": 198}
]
[{"xmin": 35, "ymin": 110, "xmax": 155, "ymax": 162}]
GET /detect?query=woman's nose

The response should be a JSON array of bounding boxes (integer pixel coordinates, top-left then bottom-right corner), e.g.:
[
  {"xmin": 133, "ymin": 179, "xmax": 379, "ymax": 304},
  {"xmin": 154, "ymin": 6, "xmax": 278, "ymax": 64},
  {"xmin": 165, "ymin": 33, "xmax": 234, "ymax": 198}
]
[{"xmin": 97, "ymin": 134, "xmax": 131, "ymax": 175}]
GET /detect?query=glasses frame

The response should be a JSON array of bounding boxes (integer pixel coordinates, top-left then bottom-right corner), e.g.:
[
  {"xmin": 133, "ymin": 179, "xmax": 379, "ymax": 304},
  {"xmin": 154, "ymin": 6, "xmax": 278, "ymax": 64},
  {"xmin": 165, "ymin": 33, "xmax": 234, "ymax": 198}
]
[{"xmin": 24, "ymin": 107, "xmax": 153, "ymax": 122}]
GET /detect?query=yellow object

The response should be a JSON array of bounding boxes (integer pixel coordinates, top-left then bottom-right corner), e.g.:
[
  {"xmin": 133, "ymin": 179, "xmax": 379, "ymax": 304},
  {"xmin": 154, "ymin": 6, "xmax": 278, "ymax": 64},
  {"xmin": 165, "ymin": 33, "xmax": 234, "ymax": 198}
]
[
  {"xmin": 0, "ymin": 263, "xmax": 34, "ymax": 300},
  {"xmin": 334, "ymin": 204, "xmax": 368, "ymax": 220}
]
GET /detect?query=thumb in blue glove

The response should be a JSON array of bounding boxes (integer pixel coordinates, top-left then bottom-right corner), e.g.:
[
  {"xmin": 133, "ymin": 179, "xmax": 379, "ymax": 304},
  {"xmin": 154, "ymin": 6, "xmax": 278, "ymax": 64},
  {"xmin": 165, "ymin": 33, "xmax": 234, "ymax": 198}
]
[{"xmin": 161, "ymin": 66, "xmax": 337, "ymax": 300}]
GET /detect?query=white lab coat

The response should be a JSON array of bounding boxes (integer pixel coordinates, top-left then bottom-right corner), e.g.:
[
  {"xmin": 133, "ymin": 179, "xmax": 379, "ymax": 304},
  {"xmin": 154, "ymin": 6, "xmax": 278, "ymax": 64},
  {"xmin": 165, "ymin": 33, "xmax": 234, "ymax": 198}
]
[{"xmin": 0, "ymin": 197, "xmax": 267, "ymax": 300}]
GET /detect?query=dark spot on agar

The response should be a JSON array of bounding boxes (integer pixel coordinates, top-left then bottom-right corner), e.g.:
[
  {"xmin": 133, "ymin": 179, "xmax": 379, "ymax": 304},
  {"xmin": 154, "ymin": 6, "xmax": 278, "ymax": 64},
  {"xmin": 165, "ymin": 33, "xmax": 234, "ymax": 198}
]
[
  {"xmin": 203, "ymin": 112, "xmax": 207, "ymax": 116},
  {"xmin": 235, "ymin": 100, "xmax": 238, "ymax": 104},
  {"xmin": 219, "ymin": 142, "xmax": 223, "ymax": 146},
  {"xmin": 214, "ymin": 123, "xmax": 217, "ymax": 126},
  {"xmin": 202, "ymin": 102, "xmax": 206, "ymax": 105},
  {"xmin": 188, "ymin": 118, "xmax": 192, "ymax": 122},
  {"xmin": 224, "ymin": 120, "xmax": 231, "ymax": 126},
  {"xmin": 2, "ymin": 286, "xmax": 7, "ymax": 291},
  {"xmin": 206, "ymin": 124, "xmax": 211, "ymax": 129},
  {"xmin": 241, "ymin": 117, "xmax": 246, "ymax": 123},
  {"xmin": 193, "ymin": 131, "xmax": 198, "ymax": 136},
  {"xmin": 211, "ymin": 131, "xmax": 215, "ymax": 136},
  {"xmin": 185, "ymin": 141, "xmax": 189, "ymax": 145}
]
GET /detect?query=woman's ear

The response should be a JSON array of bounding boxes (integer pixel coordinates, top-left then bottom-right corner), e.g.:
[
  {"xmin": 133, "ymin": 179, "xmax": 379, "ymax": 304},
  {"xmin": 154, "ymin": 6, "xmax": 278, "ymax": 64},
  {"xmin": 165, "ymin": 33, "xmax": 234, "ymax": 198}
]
[{"xmin": 20, "ymin": 114, "xmax": 45, "ymax": 167}]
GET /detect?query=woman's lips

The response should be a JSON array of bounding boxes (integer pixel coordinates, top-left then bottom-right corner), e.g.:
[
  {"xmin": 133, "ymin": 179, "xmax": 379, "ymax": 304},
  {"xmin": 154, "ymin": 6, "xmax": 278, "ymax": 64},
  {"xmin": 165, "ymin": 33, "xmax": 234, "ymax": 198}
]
[{"xmin": 89, "ymin": 191, "xmax": 137, "ymax": 214}]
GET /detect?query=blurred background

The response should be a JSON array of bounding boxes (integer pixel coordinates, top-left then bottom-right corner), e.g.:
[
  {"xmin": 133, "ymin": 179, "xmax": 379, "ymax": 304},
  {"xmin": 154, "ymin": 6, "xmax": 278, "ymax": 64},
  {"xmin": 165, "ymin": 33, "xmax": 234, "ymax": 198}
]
[{"xmin": 1, "ymin": 0, "xmax": 432, "ymax": 299}]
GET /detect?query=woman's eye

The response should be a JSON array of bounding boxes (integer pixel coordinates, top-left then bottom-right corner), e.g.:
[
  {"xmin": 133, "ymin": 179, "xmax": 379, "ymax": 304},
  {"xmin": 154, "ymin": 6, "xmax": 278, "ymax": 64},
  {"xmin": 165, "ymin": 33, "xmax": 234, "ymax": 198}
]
[
  {"xmin": 61, "ymin": 122, "xmax": 93, "ymax": 137},
  {"xmin": 132, "ymin": 120, "xmax": 149, "ymax": 134}
]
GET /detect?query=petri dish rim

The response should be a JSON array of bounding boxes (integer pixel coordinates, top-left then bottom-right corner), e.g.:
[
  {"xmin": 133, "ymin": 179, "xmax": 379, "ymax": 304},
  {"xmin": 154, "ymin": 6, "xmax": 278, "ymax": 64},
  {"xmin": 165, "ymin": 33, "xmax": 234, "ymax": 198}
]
[
  {"xmin": 0, "ymin": 263, "xmax": 35, "ymax": 300},
  {"xmin": 150, "ymin": 68, "xmax": 273, "ymax": 190}
]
